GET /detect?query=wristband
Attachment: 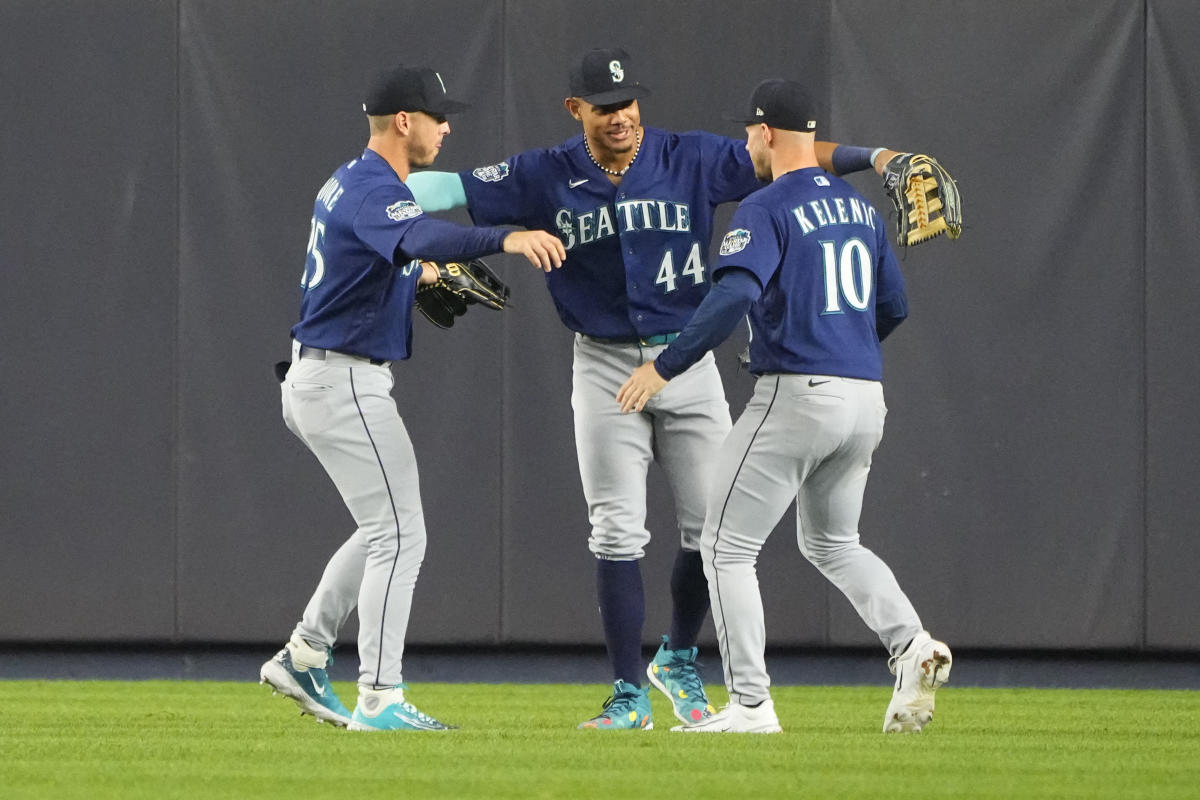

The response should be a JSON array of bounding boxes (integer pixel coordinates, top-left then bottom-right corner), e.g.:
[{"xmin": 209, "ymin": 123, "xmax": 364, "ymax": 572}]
[{"xmin": 830, "ymin": 145, "xmax": 878, "ymax": 175}]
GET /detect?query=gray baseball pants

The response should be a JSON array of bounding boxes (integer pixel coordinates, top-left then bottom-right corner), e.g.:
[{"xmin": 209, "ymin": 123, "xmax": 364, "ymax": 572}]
[
  {"xmin": 703, "ymin": 374, "xmax": 924, "ymax": 706},
  {"xmin": 280, "ymin": 341, "xmax": 425, "ymax": 689},
  {"xmin": 571, "ymin": 333, "xmax": 731, "ymax": 560}
]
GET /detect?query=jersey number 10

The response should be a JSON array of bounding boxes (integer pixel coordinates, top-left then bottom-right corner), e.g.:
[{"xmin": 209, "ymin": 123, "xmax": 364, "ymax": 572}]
[{"xmin": 819, "ymin": 238, "xmax": 872, "ymax": 314}]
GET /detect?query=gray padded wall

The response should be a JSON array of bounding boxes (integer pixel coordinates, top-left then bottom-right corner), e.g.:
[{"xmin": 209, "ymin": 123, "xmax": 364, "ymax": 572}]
[
  {"xmin": 174, "ymin": 0, "xmax": 510, "ymax": 644},
  {"xmin": 1145, "ymin": 0, "xmax": 1200, "ymax": 649},
  {"xmin": 831, "ymin": 0, "xmax": 1147, "ymax": 649},
  {"xmin": 0, "ymin": 1, "xmax": 179, "ymax": 640},
  {"xmin": 1, "ymin": 0, "xmax": 1196, "ymax": 651}
]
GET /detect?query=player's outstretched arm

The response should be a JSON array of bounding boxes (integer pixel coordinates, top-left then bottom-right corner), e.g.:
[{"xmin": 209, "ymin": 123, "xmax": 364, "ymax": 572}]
[
  {"xmin": 817, "ymin": 142, "xmax": 900, "ymax": 176},
  {"xmin": 406, "ymin": 171, "xmax": 468, "ymax": 211},
  {"xmin": 502, "ymin": 230, "xmax": 566, "ymax": 272}
]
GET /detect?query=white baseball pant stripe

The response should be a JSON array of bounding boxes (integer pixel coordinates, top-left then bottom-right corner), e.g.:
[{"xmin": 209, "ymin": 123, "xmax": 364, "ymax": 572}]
[
  {"xmin": 280, "ymin": 342, "xmax": 425, "ymax": 688},
  {"xmin": 703, "ymin": 374, "xmax": 923, "ymax": 706}
]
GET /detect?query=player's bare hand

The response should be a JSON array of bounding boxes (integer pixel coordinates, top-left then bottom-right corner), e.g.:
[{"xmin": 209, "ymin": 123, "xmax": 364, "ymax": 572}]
[
  {"xmin": 872, "ymin": 149, "xmax": 900, "ymax": 175},
  {"xmin": 617, "ymin": 362, "xmax": 668, "ymax": 413},
  {"xmin": 503, "ymin": 230, "xmax": 566, "ymax": 272},
  {"xmin": 418, "ymin": 261, "xmax": 439, "ymax": 286}
]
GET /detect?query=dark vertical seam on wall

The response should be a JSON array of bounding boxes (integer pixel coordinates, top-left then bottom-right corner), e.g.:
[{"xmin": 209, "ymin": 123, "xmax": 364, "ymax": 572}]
[
  {"xmin": 822, "ymin": 1, "xmax": 834, "ymax": 649},
  {"xmin": 1140, "ymin": 0, "xmax": 1149, "ymax": 651},
  {"xmin": 497, "ymin": 0, "xmax": 509, "ymax": 645},
  {"xmin": 172, "ymin": 0, "xmax": 183, "ymax": 643}
]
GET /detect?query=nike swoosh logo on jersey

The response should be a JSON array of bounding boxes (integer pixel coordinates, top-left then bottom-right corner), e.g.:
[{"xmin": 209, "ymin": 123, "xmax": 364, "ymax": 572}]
[
  {"xmin": 808, "ymin": 379, "xmax": 831, "ymax": 387},
  {"xmin": 307, "ymin": 672, "xmax": 325, "ymax": 696},
  {"xmin": 569, "ymin": 178, "xmax": 589, "ymax": 188}
]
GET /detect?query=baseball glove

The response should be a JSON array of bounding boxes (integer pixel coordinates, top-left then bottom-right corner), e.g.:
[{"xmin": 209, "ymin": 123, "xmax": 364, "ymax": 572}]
[
  {"xmin": 882, "ymin": 153, "xmax": 963, "ymax": 247},
  {"xmin": 414, "ymin": 258, "xmax": 511, "ymax": 329}
]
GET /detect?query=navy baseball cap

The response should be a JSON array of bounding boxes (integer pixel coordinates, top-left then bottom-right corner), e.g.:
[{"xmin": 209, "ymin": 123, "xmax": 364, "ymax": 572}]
[
  {"xmin": 363, "ymin": 65, "xmax": 469, "ymax": 116},
  {"xmin": 728, "ymin": 79, "xmax": 818, "ymax": 132},
  {"xmin": 568, "ymin": 47, "xmax": 651, "ymax": 105}
]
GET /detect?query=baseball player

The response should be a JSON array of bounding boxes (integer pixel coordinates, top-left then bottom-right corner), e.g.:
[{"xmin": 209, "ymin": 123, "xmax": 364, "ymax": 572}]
[
  {"xmin": 259, "ymin": 64, "xmax": 564, "ymax": 732},
  {"xmin": 617, "ymin": 79, "xmax": 951, "ymax": 734},
  {"xmin": 406, "ymin": 48, "xmax": 922, "ymax": 731}
]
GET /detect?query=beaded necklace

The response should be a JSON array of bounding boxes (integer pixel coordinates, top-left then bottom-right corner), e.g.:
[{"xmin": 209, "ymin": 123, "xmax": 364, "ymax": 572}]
[{"xmin": 584, "ymin": 129, "xmax": 643, "ymax": 176}]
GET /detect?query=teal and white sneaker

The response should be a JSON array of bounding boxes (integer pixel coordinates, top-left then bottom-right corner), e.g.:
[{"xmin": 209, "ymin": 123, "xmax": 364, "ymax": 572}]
[
  {"xmin": 259, "ymin": 636, "xmax": 353, "ymax": 727},
  {"xmin": 647, "ymin": 635, "xmax": 715, "ymax": 724},
  {"xmin": 349, "ymin": 685, "xmax": 455, "ymax": 732},
  {"xmin": 577, "ymin": 680, "xmax": 653, "ymax": 730}
]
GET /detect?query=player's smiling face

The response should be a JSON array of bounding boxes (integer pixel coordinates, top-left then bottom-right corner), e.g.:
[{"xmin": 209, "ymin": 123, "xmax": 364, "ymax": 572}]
[
  {"xmin": 571, "ymin": 98, "xmax": 642, "ymax": 159},
  {"xmin": 406, "ymin": 111, "xmax": 450, "ymax": 168}
]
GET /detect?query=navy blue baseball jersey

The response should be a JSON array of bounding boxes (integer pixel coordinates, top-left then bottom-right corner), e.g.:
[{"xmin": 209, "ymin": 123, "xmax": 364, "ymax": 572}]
[
  {"xmin": 292, "ymin": 149, "xmax": 506, "ymax": 361},
  {"xmin": 715, "ymin": 167, "xmax": 905, "ymax": 380},
  {"xmin": 459, "ymin": 127, "xmax": 763, "ymax": 338}
]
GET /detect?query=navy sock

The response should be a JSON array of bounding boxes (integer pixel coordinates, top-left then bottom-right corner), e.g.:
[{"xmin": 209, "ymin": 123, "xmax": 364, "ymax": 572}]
[
  {"xmin": 668, "ymin": 548, "xmax": 709, "ymax": 649},
  {"xmin": 596, "ymin": 559, "xmax": 645, "ymax": 685}
]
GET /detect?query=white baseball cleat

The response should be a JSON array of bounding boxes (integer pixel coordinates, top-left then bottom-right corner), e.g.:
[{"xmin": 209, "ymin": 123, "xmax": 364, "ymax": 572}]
[
  {"xmin": 671, "ymin": 698, "xmax": 782, "ymax": 733},
  {"xmin": 883, "ymin": 631, "xmax": 952, "ymax": 733}
]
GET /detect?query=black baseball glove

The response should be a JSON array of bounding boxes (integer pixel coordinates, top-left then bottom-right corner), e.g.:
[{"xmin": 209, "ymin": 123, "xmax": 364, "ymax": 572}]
[
  {"xmin": 881, "ymin": 153, "xmax": 963, "ymax": 247},
  {"xmin": 414, "ymin": 258, "xmax": 511, "ymax": 329}
]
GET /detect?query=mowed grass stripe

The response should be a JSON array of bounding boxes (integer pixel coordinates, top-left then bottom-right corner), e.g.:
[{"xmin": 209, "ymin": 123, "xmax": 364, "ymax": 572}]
[{"xmin": 1, "ymin": 681, "xmax": 1197, "ymax": 799}]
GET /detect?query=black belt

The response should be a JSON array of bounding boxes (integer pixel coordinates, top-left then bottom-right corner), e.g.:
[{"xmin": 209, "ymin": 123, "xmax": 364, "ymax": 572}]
[
  {"xmin": 583, "ymin": 332, "xmax": 679, "ymax": 346},
  {"xmin": 298, "ymin": 345, "xmax": 387, "ymax": 366}
]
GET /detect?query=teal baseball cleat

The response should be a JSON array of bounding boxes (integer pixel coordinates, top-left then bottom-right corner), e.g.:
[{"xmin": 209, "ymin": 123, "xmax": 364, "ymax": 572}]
[
  {"xmin": 647, "ymin": 635, "xmax": 715, "ymax": 725},
  {"xmin": 259, "ymin": 641, "xmax": 353, "ymax": 727},
  {"xmin": 577, "ymin": 679, "xmax": 653, "ymax": 730},
  {"xmin": 349, "ymin": 686, "xmax": 455, "ymax": 732}
]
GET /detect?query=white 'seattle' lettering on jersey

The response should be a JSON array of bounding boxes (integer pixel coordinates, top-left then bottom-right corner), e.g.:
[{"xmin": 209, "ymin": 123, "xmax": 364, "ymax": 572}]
[{"xmin": 459, "ymin": 127, "xmax": 764, "ymax": 338}]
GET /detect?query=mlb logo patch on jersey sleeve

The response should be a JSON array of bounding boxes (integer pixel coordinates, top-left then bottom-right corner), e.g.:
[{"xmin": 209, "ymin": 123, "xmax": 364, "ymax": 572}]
[
  {"xmin": 719, "ymin": 228, "xmax": 752, "ymax": 256},
  {"xmin": 386, "ymin": 200, "xmax": 423, "ymax": 221},
  {"xmin": 472, "ymin": 162, "xmax": 511, "ymax": 183}
]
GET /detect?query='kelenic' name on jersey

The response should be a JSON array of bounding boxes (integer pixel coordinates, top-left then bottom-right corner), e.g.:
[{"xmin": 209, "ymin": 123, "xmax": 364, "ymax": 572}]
[
  {"xmin": 715, "ymin": 167, "xmax": 905, "ymax": 381},
  {"xmin": 790, "ymin": 192, "xmax": 880, "ymax": 235}
]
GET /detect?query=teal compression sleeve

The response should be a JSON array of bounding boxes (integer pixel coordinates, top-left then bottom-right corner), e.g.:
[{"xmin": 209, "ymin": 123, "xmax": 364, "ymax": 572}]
[{"xmin": 405, "ymin": 171, "xmax": 468, "ymax": 212}]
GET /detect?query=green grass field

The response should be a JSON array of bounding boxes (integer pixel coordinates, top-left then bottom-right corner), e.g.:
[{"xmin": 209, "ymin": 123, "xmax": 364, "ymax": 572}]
[{"xmin": 1, "ymin": 680, "xmax": 1197, "ymax": 799}]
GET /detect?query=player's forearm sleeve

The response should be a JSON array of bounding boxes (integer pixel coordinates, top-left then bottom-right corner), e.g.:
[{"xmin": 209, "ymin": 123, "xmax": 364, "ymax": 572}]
[
  {"xmin": 394, "ymin": 217, "xmax": 507, "ymax": 263},
  {"xmin": 830, "ymin": 145, "xmax": 887, "ymax": 176},
  {"xmin": 405, "ymin": 171, "xmax": 468, "ymax": 212},
  {"xmin": 876, "ymin": 293, "xmax": 908, "ymax": 341},
  {"xmin": 655, "ymin": 268, "xmax": 761, "ymax": 380}
]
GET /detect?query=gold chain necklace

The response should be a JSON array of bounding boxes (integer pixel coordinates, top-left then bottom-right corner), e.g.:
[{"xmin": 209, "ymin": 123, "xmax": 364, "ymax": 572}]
[{"xmin": 584, "ymin": 129, "xmax": 642, "ymax": 176}]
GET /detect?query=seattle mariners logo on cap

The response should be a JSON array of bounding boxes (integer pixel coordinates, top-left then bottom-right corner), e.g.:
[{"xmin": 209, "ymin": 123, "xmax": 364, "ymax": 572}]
[
  {"xmin": 386, "ymin": 200, "xmax": 422, "ymax": 221},
  {"xmin": 472, "ymin": 162, "xmax": 511, "ymax": 183},
  {"xmin": 719, "ymin": 228, "xmax": 752, "ymax": 255}
]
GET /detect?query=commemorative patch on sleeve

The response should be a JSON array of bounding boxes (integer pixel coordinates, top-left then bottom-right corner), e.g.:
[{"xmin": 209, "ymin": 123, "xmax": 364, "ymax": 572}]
[
  {"xmin": 386, "ymin": 200, "xmax": 423, "ymax": 221},
  {"xmin": 472, "ymin": 162, "xmax": 511, "ymax": 183},
  {"xmin": 719, "ymin": 228, "xmax": 752, "ymax": 256}
]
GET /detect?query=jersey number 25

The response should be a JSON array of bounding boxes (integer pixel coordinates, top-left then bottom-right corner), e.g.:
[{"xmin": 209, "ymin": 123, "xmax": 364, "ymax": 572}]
[{"xmin": 301, "ymin": 217, "xmax": 326, "ymax": 290}]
